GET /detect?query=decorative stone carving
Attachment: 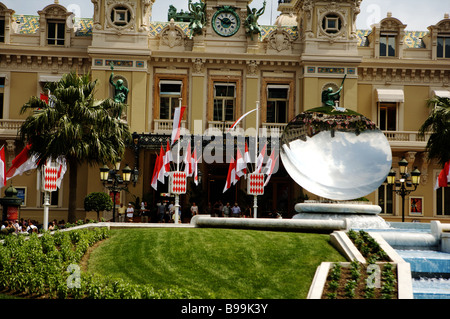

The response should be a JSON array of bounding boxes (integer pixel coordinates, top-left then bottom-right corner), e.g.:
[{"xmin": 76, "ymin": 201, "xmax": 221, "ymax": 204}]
[
  {"xmin": 105, "ymin": 0, "xmax": 136, "ymax": 32},
  {"xmin": 247, "ymin": 60, "xmax": 259, "ymax": 77},
  {"xmin": 266, "ymin": 23, "xmax": 293, "ymax": 53},
  {"xmin": 140, "ymin": 0, "xmax": 154, "ymax": 31},
  {"xmin": 192, "ymin": 58, "xmax": 204, "ymax": 74},
  {"xmin": 317, "ymin": 3, "xmax": 348, "ymax": 41},
  {"xmin": 159, "ymin": 19, "xmax": 186, "ymax": 49}
]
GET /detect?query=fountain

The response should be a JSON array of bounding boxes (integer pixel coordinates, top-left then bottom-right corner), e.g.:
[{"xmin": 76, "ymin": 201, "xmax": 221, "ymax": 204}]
[{"xmin": 280, "ymin": 90, "xmax": 392, "ymax": 229}]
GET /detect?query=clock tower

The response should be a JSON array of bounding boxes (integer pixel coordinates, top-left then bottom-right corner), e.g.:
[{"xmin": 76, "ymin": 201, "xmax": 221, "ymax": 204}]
[{"xmin": 190, "ymin": 0, "xmax": 259, "ymax": 52}]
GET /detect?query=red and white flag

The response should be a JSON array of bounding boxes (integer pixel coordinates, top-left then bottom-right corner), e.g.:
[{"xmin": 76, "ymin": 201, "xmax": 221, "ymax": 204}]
[
  {"xmin": 256, "ymin": 142, "xmax": 267, "ymax": 173},
  {"xmin": 157, "ymin": 146, "xmax": 166, "ymax": 183},
  {"xmin": 0, "ymin": 145, "xmax": 5, "ymax": 186},
  {"xmin": 184, "ymin": 141, "xmax": 193, "ymax": 177},
  {"xmin": 435, "ymin": 160, "xmax": 450, "ymax": 190},
  {"xmin": 55, "ymin": 157, "xmax": 67, "ymax": 189},
  {"xmin": 223, "ymin": 157, "xmax": 236, "ymax": 193},
  {"xmin": 171, "ymin": 106, "xmax": 186, "ymax": 145},
  {"xmin": 244, "ymin": 142, "xmax": 251, "ymax": 165},
  {"xmin": 236, "ymin": 147, "xmax": 246, "ymax": 178},
  {"xmin": 163, "ymin": 140, "xmax": 172, "ymax": 175},
  {"xmin": 5, "ymin": 144, "xmax": 38, "ymax": 182},
  {"xmin": 151, "ymin": 154, "xmax": 161, "ymax": 190},
  {"xmin": 192, "ymin": 147, "xmax": 199, "ymax": 186},
  {"xmin": 264, "ymin": 151, "xmax": 279, "ymax": 187}
]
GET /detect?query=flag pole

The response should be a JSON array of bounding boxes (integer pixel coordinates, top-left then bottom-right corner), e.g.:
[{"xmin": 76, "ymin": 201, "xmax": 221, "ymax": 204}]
[{"xmin": 254, "ymin": 101, "xmax": 259, "ymax": 219}]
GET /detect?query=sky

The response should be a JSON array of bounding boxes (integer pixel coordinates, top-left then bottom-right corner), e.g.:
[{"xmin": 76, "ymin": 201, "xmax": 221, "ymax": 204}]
[{"xmin": 2, "ymin": 0, "xmax": 450, "ymax": 31}]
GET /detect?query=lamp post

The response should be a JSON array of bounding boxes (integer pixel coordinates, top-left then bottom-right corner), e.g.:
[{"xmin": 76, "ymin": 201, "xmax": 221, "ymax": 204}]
[
  {"xmin": 387, "ymin": 157, "xmax": 421, "ymax": 222},
  {"xmin": 100, "ymin": 163, "xmax": 132, "ymax": 222}
]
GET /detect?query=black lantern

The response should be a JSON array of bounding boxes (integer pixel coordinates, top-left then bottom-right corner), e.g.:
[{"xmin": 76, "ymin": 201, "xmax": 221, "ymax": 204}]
[
  {"xmin": 387, "ymin": 157, "xmax": 421, "ymax": 222},
  {"xmin": 100, "ymin": 162, "xmax": 133, "ymax": 222}
]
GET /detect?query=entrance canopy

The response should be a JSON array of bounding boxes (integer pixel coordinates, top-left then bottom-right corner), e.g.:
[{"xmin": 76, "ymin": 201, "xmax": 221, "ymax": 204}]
[{"xmin": 376, "ymin": 89, "xmax": 404, "ymax": 103}]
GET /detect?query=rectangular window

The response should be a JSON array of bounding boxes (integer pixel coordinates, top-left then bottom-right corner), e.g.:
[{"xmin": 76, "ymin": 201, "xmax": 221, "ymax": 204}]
[
  {"xmin": 378, "ymin": 102, "xmax": 397, "ymax": 131},
  {"xmin": 437, "ymin": 36, "xmax": 450, "ymax": 59},
  {"xmin": 47, "ymin": 21, "xmax": 65, "ymax": 46},
  {"xmin": 380, "ymin": 34, "xmax": 396, "ymax": 57},
  {"xmin": 378, "ymin": 183, "xmax": 394, "ymax": 215},
  {"xmin": 159, "ymin": 80, "xmax": 182, "ymax": 120},
  {"xmin": 213, "ymin": 83, "xmax": 235, "ymax": 122},
  {"xmin": 0, "ymin": 18, "xmax": 5, "ymax": 43},
  {"xmin": 267, "ymin": 85, "xmax": 289, "ymax": 123},
  {"xmin": 437, "ymin": 187, "xmax": 450, "ymax": 216}
]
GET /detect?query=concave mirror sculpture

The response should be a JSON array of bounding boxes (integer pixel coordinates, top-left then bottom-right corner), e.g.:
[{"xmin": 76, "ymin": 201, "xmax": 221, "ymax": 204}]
[{"xmin": 280, "ymin": 105, "xmax": 392, "ymax": 201}]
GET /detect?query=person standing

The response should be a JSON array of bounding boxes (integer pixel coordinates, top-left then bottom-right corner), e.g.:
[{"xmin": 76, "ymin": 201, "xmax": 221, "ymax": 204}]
[
  {"xmin": 222, "ymin": 202, "xmax": 231, "ymax": 218},
  {"xmin": 231, "ymin": 202, "xmax": 241, "ymax": 218},
  {"xmin": 126, "ymin": 203, "xmax": 134, "ymax": 222},
  {"xmin": 118, "ymin": 203, "xmax": 126, "ymax": 222},
  {"xmin": 190, "ymin": 202, "xmax": 199, "ymax": 216}
]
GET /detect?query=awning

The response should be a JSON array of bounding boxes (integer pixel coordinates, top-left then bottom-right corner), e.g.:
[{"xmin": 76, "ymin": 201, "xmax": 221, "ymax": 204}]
[
  {"xmin": 432, "ymin": 90, "xmax": 450, "ymax": 98},
  {"xmin": 38, "ymin": 75, "xmax": 62, "ymax": 83},
  {"xmin": 376, "ymin": 89, "xmax": 404, "ymax": 103}
]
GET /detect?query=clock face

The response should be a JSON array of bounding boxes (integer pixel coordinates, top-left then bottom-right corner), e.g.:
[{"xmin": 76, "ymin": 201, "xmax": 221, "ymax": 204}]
[{"xmin": 213, "ymin": 10, "xmax": 240, "ymax": 37}]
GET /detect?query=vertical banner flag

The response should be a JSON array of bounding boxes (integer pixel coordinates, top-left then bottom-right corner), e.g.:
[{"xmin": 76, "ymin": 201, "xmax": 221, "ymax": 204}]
[
  {"xmin": 192, "ymin": 147, "xmax": 199, "ymax": 186},
  {"xmin": 0, "ymin": 145, "xmax": 5, "ymax": 186},
  {"xmin": 256, "ymin": 142, "xmax": 267, "ymax": 173},
  {"xmin": 223, "ymin": 157, "xmax": 236, "ymax": 193},
  {"xmin": 151, "ymin": 154, "xmax": 161, "ymax": 191},
  {"xmin": 171, "ymin": 106, "xmax": 186, "ymax": 145},
  {"xmin": 164, "ymin": 140, "xmax": 172, "ymax": 175},
  {"xmin": 157, "ymin": 146, "xmax": 166, "ymax": 184},
  {"xmin": 184, "ymin": 141, "xmax": 193, "ymax": 177}
]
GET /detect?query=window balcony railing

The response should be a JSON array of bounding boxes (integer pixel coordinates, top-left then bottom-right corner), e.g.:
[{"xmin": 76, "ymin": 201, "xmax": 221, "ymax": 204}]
[
  {"xmin": 383, "ymin": 130, "xmax": 431, "ymax": 150},
  {"xmin": 0, "ymin": 119, "xmax": 25, "ymax": 137},
  {"xmin": 262, "ymin": 123, "xmax": 287, "ymax": 136},
  {"xmin": 153, "ymin": 119, "xmax": 186, "ymax": 134},
  {"xmin": 207, "ymin": 121, "xmax": 243, "ymax": 135}
]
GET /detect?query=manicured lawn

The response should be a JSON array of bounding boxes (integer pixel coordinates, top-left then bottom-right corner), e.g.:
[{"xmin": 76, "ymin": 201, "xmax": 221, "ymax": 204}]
[{"xmin": 86, "ymin": 228, "xmax": 345, "ymax": 299}]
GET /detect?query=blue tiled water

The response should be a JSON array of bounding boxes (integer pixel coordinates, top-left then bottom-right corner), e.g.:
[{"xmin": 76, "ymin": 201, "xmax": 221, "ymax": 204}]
[
  {"xmin": 412, "ymin": 278, "xmax": 450, "ymax": 299},
  {"xmin": 366, "ymin": 223, "xmax": 450, "ymax": 299}
]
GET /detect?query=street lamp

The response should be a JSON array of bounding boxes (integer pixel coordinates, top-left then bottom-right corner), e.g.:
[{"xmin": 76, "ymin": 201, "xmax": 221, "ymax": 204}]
[
  {"xmin": 387, "ymin": 157, "xmax": 421, "ymax": 222},
  {"xmin": 100, "ymin": 163, "xmax": 133, "ymax": 222}
]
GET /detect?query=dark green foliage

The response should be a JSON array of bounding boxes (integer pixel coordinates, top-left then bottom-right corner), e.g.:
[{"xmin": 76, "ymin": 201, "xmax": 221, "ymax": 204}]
[{"xmin": 84, "ymin": 192, "xmax": 113, "ymax": 220}]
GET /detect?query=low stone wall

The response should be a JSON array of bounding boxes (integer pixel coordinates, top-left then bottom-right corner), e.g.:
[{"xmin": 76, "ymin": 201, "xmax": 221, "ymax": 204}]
[{"xmin": 190, "ymin": 216, "xmax": 347, "ymax": 233}]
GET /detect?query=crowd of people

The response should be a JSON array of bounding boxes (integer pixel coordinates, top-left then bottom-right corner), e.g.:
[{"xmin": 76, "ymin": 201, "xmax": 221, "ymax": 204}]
[
  {"xmin": 0, "ymin": 200, "xmax": 258, "ymax": 231},
  {"xmin": 113, "ymin": 199, "xmax": 254, "ymax": 224},
  {"xmin": 0, "ymin": 218, "xmax": 68, "ymax": 235}
]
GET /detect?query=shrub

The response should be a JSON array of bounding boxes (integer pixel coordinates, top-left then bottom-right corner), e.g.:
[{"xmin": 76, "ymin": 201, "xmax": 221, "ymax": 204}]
[
  {"xmin": 0, "ymin": 227, "xmax": 190, "ymax": 299},
  {"xmin": 84, "ymin": 192, "xmax": 113, "ymax": 221}
]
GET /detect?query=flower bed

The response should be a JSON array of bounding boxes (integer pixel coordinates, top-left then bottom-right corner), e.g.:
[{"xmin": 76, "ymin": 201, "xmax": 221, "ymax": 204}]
[
  {"xmin": 322, "ymin": 261, "xmax": 397, "ymax": 299},
  {"xmin": 321, "ymin": 230, "xmax": 397, "ymax": 299}
]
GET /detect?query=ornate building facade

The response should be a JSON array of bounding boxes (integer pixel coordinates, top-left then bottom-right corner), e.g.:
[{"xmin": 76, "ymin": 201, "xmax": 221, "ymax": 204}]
[{"xmin": 0, "ymin": 0, "xmax": 449, "ymax": 223}]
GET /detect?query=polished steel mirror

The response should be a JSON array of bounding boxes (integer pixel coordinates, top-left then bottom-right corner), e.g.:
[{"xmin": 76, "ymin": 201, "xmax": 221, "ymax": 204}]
[{"xmin": 280, "ymin": 111, "xmax": 392, "ymax": 200}]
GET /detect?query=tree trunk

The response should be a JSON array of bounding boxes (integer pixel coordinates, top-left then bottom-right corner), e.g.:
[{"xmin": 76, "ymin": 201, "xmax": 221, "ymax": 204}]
[{"xmin": 68, "ymin": 158, "xmax": 78, "ymax": 223}]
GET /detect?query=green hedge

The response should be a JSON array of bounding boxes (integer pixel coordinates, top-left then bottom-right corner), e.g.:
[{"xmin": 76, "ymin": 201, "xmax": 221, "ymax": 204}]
[{"xmin": 0, "ymin": 228, "xmax": 190, "ymax": 299}]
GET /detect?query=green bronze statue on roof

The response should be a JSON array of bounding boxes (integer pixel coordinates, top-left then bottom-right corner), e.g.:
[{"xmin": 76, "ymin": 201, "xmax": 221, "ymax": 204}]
[
  {"xmin": 245, "ymin": 0, "xmax": 266, "ymax": 41},
  {"xmin": 187, "ymin": 0, "xmax": 206, "ymax": 36},
  {"xmin": 109, "ymin": 62, "xmax": 129, "ymax": 104},
  {"xmin": 321, "ymin": 74, "xmax": 347, "ymax": 111}
]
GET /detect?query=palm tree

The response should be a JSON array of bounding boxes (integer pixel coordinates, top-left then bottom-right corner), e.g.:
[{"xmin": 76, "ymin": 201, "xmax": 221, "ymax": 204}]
[
  {"xmin": 19, "ymin": 71, "xmax": 131, "ymax": 222},
  {"xmin": 419, "ymin": 96, "xmax": 450, "ymax": 166}
]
